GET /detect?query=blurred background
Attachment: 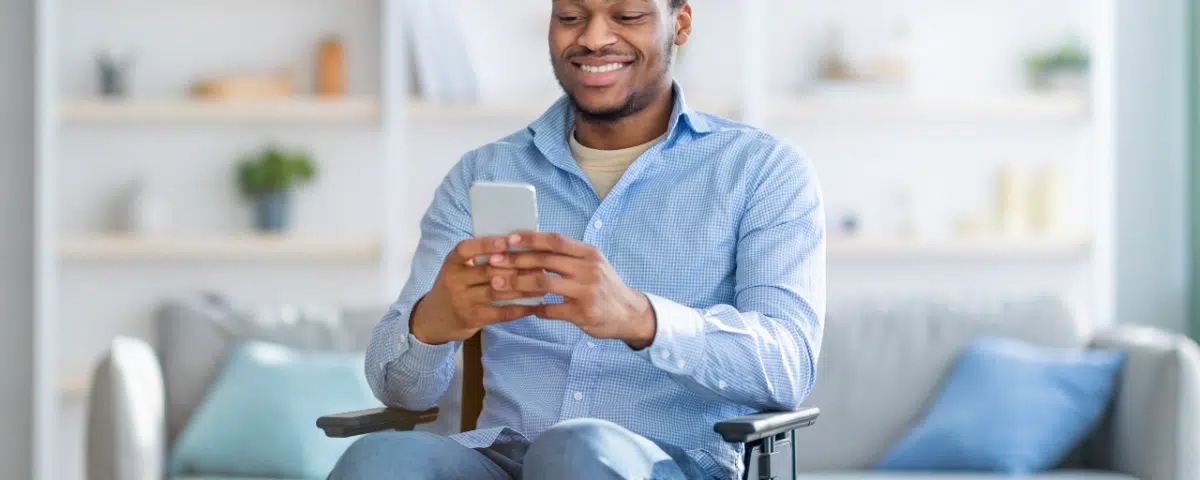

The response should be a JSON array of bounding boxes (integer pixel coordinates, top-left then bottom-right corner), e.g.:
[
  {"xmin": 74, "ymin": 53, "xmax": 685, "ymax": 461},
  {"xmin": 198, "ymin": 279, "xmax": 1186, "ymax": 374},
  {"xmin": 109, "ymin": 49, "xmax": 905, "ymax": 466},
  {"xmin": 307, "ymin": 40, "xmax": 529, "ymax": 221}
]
[{"xmin": 0, "ymin": 0, "xmax": 1198, "ymax": 478}]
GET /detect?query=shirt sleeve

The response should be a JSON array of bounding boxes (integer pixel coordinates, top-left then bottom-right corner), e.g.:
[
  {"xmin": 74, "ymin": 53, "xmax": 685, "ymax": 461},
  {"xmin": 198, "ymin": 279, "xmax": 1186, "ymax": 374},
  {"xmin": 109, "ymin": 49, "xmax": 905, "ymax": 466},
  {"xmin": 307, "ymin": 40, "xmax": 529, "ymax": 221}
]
[
  {"xmin": 364, "ymin": 156, "xmax": 476, "ymax": 411},
  {"xmin": 636, "ymin": 141, "xmax": 826, "ymax": 412}
]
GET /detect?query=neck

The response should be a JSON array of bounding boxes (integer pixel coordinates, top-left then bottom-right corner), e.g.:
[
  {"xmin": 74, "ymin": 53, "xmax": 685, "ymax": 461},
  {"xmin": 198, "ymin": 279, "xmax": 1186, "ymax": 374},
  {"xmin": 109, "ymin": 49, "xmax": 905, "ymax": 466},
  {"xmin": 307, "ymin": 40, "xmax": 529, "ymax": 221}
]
[{"xmin": 573, "ymin": 84, "xmax": 675, "ymax": 150}]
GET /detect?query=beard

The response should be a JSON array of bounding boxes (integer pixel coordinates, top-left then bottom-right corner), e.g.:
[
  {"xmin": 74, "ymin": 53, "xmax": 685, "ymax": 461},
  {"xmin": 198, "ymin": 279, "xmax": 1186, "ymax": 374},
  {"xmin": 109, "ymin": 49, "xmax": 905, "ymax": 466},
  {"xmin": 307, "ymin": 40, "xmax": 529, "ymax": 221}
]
[{"xmin": 554, "ymin": 34, "xmax": 676, "ymax": 124}]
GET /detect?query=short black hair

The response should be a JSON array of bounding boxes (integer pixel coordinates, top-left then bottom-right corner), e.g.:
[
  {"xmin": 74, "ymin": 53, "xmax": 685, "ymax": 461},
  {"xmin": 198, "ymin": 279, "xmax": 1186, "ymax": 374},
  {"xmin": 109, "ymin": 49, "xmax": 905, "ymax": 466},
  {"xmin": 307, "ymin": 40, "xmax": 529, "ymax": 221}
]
[{"xmin": 669, "ymin": 0, "xmax": 686, "ymax": 11}]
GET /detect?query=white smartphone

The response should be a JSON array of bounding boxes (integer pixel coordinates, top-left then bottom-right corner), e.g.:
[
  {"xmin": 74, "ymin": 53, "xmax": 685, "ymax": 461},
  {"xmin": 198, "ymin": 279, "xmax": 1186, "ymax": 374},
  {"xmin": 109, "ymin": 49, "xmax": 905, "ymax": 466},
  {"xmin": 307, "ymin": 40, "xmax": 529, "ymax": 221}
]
[{"xmin": 469, "ymin": 181, "xmax": 543, "ymax": 307}]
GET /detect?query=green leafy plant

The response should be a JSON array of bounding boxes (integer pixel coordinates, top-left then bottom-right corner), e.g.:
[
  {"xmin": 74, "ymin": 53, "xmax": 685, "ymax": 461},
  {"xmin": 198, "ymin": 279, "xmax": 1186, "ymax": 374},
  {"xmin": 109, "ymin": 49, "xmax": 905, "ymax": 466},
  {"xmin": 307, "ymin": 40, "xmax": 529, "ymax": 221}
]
[
  {"xmin": 237, "ymin": 145, "xmax": 317, "ymax": 196},
  {"xmin": 1027, "ymin": 37, "xmax": 1091, "ymax": 75}
]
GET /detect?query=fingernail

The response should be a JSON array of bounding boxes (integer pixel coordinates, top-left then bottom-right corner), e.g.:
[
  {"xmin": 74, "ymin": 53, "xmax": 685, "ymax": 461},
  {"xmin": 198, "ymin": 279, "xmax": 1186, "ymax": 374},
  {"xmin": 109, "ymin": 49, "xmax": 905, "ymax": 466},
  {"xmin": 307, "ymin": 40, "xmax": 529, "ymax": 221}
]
[
  {"xmin": 509, "ymin": 233, "xmax": 522, "ymax": 245},
  {"xmin": 492, "ymin": 276, "xmax": 507, "ymax": 290},
  {"xmin": 491, "ymin": 254, "xmax": 505, "ymax": 264}
]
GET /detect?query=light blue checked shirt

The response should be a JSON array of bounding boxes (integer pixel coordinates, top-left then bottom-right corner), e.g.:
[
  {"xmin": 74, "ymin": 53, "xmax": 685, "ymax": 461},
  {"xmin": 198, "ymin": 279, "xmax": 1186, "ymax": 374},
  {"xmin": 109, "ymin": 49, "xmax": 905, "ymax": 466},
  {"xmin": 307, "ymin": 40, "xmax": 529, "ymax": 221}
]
[{"xmin": 366, "ymin": 84, "xmax": 826, "ymax": 479}]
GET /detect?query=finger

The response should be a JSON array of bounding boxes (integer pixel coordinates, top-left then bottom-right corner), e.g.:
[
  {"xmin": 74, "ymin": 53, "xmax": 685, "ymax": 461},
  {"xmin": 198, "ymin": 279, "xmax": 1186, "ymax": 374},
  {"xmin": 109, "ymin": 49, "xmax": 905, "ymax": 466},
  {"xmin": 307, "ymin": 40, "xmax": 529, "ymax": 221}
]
[
  {"xmin": 490, "ymin": 251, "xmax": 590, "ymax": 277},
  {"xmin": 510, "ymin": 272, "xmax": 589, "ymax": 299},
  {"xmin": 463, "ymin": 283, "xmax": 545, "ymax": 305},
  {"xmin": 507, "ymin": 232, "xmax": 596, "ymax": 259},
  {"xmin": 447, "ymin": 264, "xmax": 517, "ymax": 289},
  {"xmin": 471, "ymin": 305, "xmax": 538, "ymax": 325},
  {"xmin": 461, "ymin": 284, "xmax": 495, "ymax": 305},
  {"xmin": 446, "ymin": 237, "xmax": 510, "ymax": 265},
  {"xmin": 534, "ymin": 302, "xmax": 578, "ymax": 322}
]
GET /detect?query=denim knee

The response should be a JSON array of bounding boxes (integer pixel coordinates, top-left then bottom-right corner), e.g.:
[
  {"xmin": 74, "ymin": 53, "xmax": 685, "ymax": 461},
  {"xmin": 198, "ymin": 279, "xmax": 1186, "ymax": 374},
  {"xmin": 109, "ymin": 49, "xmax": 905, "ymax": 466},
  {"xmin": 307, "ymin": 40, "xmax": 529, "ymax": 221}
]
[
  {"xmin": 524, "ymin": 418, "xmax": 684, "ymax": 480},
  {"xmin": 327, "ymin": 431, "xmax": 457, "ymax": 480}
]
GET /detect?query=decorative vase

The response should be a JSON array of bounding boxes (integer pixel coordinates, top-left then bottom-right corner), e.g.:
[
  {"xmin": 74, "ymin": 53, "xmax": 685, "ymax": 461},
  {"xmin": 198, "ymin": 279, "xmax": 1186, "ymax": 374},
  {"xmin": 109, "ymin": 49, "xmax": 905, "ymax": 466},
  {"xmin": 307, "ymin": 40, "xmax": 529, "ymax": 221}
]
[
  {"xmin": 317, "ymin": 35, "xmax": 346, "ymax": 97},
  {"xmin": 995, "ymin": 166, "xmax": 1031, "ymax": 236},
  {"xmin": 122, "ymin": 178, "xmax": 168, "ymax": 235},
  {"xmin": 255, "ymin": 190, "xmax": 292, "ymax": 232},
  {"xmin": 97, "ymin": 49, "xmax": 133, "ymax": 98}
]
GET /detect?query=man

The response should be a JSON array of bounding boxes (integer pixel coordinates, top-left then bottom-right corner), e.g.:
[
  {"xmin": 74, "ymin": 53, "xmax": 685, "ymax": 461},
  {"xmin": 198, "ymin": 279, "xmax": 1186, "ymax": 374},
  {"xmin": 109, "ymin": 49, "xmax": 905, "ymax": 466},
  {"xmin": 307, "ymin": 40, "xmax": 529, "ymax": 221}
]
[{"xmin": 330, "ymin": 0, "xmax": 825, "ymax": 478}]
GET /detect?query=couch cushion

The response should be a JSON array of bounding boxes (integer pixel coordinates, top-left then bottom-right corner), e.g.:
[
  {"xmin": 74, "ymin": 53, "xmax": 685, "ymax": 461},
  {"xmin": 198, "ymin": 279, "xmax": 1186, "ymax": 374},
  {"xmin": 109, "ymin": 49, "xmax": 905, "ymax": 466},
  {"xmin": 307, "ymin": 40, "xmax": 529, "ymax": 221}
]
[
  {"xmin": 168, "ymin": 341, "xmax": 376, "ymax": 479},
  {"xmin": 157, "ymin": 294, "xmax": 381, "ymax": 446},
  {"xmin": 795, "ymin": 296, "xmax": 1090, "ymax": 471},
  {"xmin": 795, "ymin": 472, "xmax": 1135, "ymax": 480},
  {"xmin": 876, "ymin": 336, "xmax": 1125, "ymax": 473}
]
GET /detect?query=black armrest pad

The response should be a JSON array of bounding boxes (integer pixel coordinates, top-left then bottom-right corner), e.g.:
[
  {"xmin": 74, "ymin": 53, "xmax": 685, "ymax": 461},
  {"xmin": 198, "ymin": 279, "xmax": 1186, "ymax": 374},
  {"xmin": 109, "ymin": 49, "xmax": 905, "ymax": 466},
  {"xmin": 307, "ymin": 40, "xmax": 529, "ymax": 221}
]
[
  {"xmin": 316, "ymin": 406, "xmax": 440, "ymax": 438},
  {"xmin": 713, "ymin": 407, "xmax": 820, "ymax": 443}
]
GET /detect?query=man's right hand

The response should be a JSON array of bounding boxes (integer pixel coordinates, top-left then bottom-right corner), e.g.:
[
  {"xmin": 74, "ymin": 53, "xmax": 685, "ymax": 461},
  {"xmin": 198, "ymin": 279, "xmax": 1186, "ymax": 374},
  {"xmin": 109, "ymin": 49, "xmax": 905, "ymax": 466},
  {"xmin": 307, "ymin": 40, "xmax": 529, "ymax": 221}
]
[{"xmin": 409, "ymin": 236, "xmax": 539, "ymax": 345}]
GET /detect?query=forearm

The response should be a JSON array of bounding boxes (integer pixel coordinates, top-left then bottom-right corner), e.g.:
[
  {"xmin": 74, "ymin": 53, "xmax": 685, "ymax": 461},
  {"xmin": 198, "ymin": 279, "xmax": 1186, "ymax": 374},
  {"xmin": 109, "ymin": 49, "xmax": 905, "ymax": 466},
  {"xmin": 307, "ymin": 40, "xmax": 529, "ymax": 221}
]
[
  {"xmin": 365, "ymin": 303, "xmax": 460, "ymax": 411},
  {"xmin": 638, "ymin": 292, "xmax": 821, "ymax": 411}
]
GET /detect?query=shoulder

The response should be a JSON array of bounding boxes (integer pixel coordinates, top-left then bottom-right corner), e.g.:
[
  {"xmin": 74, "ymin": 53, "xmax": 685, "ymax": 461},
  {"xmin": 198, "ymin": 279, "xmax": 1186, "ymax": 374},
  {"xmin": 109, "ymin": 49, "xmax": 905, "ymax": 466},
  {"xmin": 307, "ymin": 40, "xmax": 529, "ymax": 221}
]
[
  {"xmin": 688, "ymin": 111, "xmax": 813, "ymax": 185},
  {"xmin": 446, "ymin": 128, "xmax": 539, "ymax": 180}
]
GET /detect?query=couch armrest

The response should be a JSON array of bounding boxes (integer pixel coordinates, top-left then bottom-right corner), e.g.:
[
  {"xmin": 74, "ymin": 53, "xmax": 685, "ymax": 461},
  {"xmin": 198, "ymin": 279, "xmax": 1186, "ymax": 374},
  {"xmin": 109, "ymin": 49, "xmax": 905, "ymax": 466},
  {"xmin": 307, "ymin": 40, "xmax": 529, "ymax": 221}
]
[
  {"xmin": 86, "ymin": 337, "xmax": 166, "ymax": 480},
  {"xmin": 1086, "ymin": 326, "xmax": 1200, "ymax": 480},
  {"xmin": 713, "ymin": 407, "xmax": 820, "ymax": 444},
  {"xmin": 317, "ymin": 407, "xmax": 441, "ymax": 438}
]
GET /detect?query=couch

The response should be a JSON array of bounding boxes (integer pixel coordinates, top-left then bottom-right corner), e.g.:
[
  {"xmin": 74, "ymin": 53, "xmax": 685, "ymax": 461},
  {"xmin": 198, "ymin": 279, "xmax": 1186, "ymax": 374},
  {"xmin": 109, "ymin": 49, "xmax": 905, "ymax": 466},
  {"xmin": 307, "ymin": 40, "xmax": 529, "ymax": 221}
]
[{"xmin": 85, "ymin": 294, "xmax": 1200, "ymax": 479}]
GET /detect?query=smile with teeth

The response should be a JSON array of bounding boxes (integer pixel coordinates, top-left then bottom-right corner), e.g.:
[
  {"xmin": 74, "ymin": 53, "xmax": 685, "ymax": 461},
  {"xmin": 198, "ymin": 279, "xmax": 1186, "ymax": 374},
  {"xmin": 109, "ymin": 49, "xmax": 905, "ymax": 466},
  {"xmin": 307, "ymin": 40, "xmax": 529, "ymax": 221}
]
[{"xmin": 579, "ymin": 63, "xmax": 628, "ymax": 73}]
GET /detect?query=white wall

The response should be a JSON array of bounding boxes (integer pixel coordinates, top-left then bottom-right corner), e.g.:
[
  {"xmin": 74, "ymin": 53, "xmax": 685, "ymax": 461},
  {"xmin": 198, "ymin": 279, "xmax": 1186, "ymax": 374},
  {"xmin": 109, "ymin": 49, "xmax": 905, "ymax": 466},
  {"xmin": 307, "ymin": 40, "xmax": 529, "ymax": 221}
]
[
  {"xmin": 0, "ymin": 0, "xmax": 36, "ymax": 476},
  {"xmin": 1113, "ymin": 0, "xmax": 1189, "ymax": 332}
]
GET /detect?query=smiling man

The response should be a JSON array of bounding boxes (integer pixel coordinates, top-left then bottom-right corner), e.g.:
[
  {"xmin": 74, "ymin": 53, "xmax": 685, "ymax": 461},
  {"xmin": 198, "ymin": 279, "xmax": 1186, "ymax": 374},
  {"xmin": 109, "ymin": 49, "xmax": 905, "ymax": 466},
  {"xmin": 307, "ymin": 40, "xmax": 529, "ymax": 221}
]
[{"xmin": 329, "ymin": 0, "xmax": 826, "ymax": 479}]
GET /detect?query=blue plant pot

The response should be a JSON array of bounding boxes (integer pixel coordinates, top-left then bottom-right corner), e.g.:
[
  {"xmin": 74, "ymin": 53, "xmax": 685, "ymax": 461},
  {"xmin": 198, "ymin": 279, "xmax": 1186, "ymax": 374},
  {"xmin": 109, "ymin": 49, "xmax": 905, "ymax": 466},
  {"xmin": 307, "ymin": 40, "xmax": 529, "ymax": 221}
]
[{"xmin": 255, "ymin": 190, "xmax": 291, "ymax": 232}]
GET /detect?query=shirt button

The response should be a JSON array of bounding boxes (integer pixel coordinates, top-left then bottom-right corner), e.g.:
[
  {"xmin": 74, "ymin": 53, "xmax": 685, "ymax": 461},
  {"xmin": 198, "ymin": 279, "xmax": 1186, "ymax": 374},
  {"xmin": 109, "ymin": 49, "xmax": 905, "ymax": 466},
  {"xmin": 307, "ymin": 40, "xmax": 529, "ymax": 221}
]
[
  {"xmin": 676, "ymin": 359, "xmax": 686, "ymax": 369},
  {"xmin": 594, "ymin": 220, "xmax": 603, "ymax": 229},
  {"xmin": 718, "ymin": 380, "xmax": 728, "ymax": 390},
  {"xmin": 587, "ymin": 341, "xmax": 596, "ymax": 348},
  {"xmin": 573, "ymin": 392, "xmax": 583, "ymax": 401},
  {"xmin": 660, "ymin": 350, "xmax": 671, "ymax": 360}
]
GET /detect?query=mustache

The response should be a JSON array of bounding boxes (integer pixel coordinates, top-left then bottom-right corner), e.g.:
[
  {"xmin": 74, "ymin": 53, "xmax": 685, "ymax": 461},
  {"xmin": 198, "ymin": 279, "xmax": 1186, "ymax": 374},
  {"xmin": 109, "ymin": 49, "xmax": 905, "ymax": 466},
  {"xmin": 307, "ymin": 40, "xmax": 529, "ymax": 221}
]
[{"xmin": 564, "ymin": 46, "xmax": 638, "ymax": 60}]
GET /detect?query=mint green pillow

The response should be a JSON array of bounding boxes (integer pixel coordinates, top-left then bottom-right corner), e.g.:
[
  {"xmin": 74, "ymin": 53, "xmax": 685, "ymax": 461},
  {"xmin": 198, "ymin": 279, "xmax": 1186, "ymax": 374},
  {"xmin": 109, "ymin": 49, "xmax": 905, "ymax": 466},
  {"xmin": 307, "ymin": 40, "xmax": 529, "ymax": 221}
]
[{"xmin": 168, "ymin": 341, "xmax": 378, "ymax": 479}]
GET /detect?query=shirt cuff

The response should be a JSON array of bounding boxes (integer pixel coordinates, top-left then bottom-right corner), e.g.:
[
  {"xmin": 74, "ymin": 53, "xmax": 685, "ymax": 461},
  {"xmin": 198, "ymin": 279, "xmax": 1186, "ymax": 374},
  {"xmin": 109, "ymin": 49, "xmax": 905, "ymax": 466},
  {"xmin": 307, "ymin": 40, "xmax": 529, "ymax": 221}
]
[
  {"xmin": 395, "ymin": 332, "xmax": 457, "ymax": 376},
  {"xmin": 641, "ymin": 293, "xmax": 706, "ymax": 376}
]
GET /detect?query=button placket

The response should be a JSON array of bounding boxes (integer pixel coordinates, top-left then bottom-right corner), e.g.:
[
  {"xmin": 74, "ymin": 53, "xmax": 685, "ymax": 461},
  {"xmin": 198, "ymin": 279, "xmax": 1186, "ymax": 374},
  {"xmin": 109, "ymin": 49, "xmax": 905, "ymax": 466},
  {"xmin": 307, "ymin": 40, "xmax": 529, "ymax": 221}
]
[{"xmin": 560, "ymin": 339, "xmax": 597, "ymax": 419}]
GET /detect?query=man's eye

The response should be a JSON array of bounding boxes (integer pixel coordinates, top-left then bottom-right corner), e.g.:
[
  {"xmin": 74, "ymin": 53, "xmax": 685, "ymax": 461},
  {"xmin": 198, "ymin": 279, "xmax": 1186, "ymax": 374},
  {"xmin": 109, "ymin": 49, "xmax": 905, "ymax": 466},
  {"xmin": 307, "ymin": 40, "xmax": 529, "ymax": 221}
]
[
  {"xmin": 557, "ymin": 15, "xmax": 584, "ymax": 24},
  {"xmin": 617, "ymin": 14, "xmax": 647, "ymax": 22}
]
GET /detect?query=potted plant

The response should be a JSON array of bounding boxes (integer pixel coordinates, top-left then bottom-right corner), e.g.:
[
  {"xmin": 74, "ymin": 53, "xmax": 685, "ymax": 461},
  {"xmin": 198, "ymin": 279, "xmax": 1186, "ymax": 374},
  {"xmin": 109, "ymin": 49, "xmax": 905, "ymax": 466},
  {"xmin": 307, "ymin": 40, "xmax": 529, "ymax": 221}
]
[
  {"xmin": 1026, "ymin": 36, "xmax": 1091, "ymax": 92},
  {"xmin": 236, "ymin": 145, "xmax": 316, "ymax": 232}
]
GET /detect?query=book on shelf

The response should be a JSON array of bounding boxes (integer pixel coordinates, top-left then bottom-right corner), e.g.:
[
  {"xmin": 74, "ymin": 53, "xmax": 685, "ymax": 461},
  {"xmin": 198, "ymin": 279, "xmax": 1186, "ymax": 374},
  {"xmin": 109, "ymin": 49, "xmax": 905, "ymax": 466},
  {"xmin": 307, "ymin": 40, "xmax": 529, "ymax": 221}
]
[{"xmin": 403, "ymin": 0, "xmax": 478, "ymax": 104}]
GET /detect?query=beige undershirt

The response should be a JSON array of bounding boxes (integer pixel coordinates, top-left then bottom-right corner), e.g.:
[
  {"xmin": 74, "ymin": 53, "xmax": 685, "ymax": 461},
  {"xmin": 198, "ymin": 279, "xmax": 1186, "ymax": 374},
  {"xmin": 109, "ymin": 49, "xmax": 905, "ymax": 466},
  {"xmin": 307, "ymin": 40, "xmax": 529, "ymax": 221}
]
[{"xmin": 569, "ymin": 130, "xmax": 667, "ymax": 200}]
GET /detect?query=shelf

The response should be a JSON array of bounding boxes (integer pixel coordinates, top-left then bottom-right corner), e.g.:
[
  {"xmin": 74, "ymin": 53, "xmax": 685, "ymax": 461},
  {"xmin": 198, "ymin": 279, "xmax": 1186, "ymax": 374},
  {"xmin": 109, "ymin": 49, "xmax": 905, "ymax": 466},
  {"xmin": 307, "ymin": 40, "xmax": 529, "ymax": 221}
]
[
  {"xmin": 59, "ymin": 234, "xmax": 383, "ymax": 262},
  {"xmin": 828, "ymin": 236, "xmax": 1092, "ymax": 260},
  {"xmin": 768, "ymin": 93, "xmax": 1090, "ymax": 123},
  {"xmin": 60, "ymin": 96, "xmax": 381, "ymax": 123}
]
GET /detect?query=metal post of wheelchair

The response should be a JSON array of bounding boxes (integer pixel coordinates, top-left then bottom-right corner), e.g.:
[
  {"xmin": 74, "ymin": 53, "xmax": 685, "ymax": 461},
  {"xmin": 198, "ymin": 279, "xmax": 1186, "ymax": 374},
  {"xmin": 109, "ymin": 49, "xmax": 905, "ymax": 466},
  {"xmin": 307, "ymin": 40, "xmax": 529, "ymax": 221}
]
[{"xmin": 753, "ymin": 431, "xmax": 794, "ymax": 480}]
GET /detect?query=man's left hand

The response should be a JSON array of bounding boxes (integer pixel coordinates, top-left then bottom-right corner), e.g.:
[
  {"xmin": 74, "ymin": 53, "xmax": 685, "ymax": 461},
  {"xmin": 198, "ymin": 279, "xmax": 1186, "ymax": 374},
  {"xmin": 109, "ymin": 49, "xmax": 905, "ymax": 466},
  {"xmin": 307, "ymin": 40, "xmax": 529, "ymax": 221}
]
[{"xmin": 486, "ymin": 232, "xmax": 657, "ymax": 350}]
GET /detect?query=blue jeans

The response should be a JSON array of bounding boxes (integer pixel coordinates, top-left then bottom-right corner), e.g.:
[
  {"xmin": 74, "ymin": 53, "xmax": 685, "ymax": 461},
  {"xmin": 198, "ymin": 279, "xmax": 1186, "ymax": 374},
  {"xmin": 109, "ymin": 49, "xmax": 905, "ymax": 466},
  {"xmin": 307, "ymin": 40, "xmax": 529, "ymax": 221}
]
[{"xmin": 327, "ymin": 418, "xmax": 708, "ymax": 479}]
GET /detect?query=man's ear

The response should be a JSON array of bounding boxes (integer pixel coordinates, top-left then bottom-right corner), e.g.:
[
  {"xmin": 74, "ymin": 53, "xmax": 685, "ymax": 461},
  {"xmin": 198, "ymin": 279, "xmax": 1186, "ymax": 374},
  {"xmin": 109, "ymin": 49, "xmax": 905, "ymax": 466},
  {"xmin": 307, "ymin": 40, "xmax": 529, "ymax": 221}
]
[{"xmin": 674, "ymin": 3, "xmax": 692, "ymax": 46}]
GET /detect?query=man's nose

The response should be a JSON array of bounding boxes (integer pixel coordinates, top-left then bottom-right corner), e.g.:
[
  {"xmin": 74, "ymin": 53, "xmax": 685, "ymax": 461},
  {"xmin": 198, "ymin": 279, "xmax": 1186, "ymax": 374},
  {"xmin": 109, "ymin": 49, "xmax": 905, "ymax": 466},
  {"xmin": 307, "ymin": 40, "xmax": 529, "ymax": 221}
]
[{"xmin": 577, "ymin": 16, "xmax": 618, "ymax": 51}]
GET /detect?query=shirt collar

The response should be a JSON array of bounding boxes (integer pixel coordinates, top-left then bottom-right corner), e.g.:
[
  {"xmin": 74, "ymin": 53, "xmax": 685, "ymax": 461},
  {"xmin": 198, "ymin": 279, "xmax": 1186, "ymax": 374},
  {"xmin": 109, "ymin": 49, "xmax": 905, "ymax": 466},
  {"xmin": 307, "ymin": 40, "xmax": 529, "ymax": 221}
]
[{"xmin": 530, "ymin": 81, "xmax": 713, "ymax": 154}]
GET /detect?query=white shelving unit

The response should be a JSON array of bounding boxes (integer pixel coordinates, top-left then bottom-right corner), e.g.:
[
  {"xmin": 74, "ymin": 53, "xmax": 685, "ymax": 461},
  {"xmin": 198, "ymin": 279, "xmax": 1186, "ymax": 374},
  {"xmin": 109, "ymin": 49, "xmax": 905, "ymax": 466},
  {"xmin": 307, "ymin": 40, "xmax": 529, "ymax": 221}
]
[{"xmin": 60, "ymin": 96, "xmax": 382, "ymax": 123}]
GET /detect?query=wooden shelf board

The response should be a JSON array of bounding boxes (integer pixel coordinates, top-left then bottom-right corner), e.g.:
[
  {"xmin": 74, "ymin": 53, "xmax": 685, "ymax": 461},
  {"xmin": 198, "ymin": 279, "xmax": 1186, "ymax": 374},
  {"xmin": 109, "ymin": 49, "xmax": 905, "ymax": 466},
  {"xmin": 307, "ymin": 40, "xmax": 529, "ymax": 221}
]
[
  {"xmin": 828, "ymin": 236, "xmax": 1092, "ymax": 259},
  {"xmin": 58, "ymin": 234, "xmax": 383, "ymax": 261},
  {"xmin": 768, "ymin": 93, "xmax": 1091, "ymax": 122},
  {"xmin": 60, "ymin": 96, "xmax": 381, "ymax": 122}
]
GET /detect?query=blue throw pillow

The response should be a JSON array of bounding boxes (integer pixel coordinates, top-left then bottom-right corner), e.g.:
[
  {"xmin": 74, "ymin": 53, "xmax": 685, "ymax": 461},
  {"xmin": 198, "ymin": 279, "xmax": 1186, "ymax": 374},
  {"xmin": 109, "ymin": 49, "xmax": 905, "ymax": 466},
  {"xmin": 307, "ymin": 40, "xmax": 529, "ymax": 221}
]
[
  {"xmin": 168, "ymin": 341, "xmax": 379, "ymax": 479},
  {"xmin": 876, "ymin": 336, "xmax": 1125, "ymax": 474}
]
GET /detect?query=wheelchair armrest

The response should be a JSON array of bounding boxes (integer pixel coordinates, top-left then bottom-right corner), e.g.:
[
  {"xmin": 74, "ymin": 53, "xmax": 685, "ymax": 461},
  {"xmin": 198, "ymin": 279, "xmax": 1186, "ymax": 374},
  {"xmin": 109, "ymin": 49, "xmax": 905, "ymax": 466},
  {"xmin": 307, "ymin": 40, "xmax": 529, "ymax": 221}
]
[
  {"xmin": 316, "ymin": 406, "xmax": 440, "ymax": 438},
  {"xmin": 713, "ymin": 407, "xmax": 820, "ymax": 444}
]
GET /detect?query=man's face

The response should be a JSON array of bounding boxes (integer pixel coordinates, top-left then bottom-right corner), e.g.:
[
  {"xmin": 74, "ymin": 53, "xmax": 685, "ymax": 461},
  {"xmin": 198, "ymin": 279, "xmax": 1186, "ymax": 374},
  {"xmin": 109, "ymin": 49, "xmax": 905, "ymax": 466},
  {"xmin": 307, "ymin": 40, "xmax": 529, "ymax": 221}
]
[{"xmin": 549, "ymin": 0, "xmax": 687, "ymax": 123}]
